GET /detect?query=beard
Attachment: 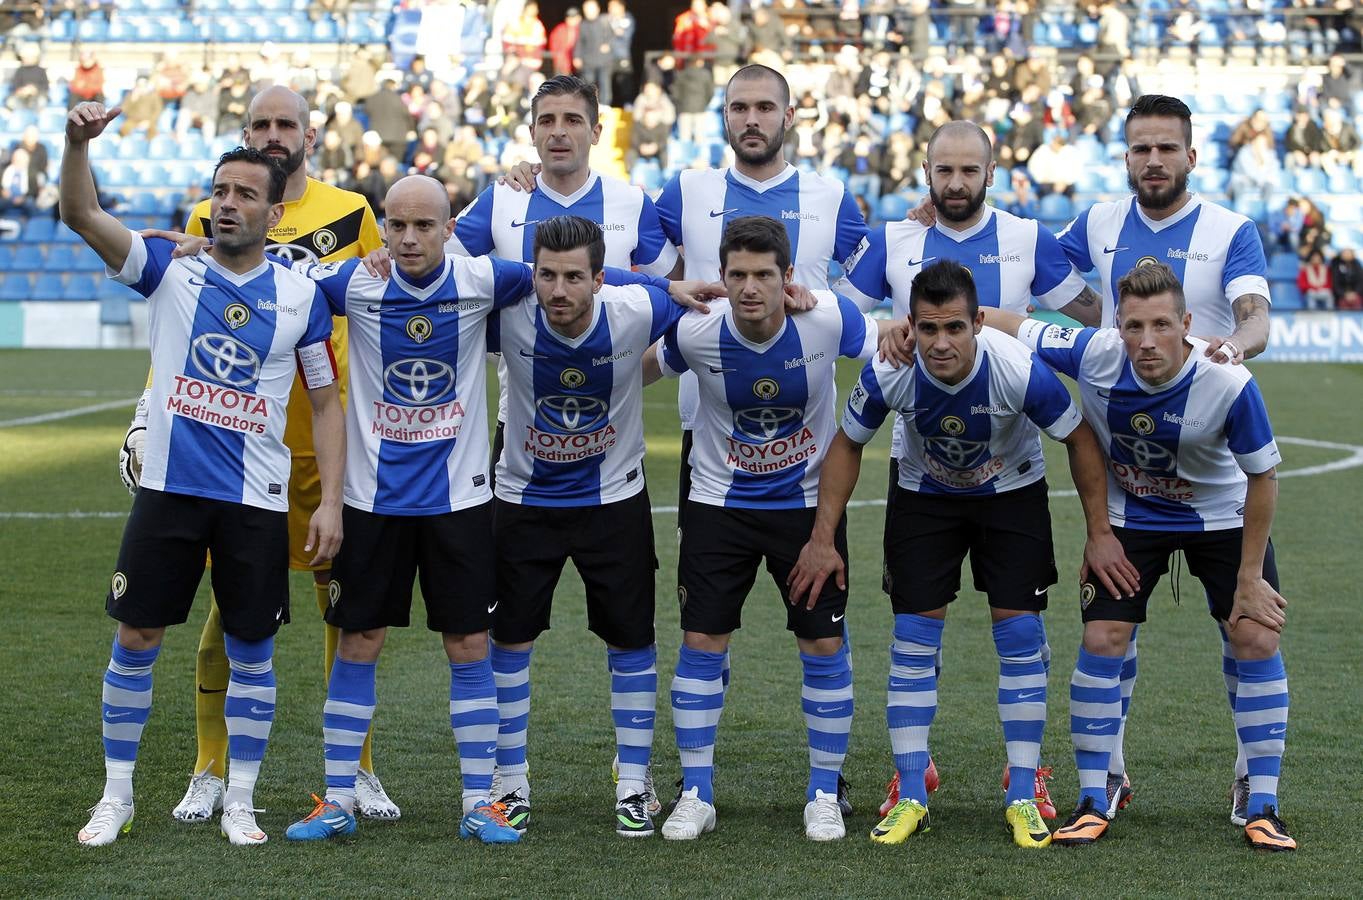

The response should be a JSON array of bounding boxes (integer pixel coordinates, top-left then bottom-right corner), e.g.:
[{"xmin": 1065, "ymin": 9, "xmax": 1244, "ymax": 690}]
[
  {"xmin": 264, "ymin": 144, "xmax": 306, "ymax": 177},
  {"xmin": 929, "ymin": 180, "xmax": 987, "ymax": 224},
  {"xmin": 1128, "ymin": 167, "xmax": 1188, "ymax": 212},
  {"xmin": 729, "ymin": 128, "xmax": 784, "ymax": 167}
]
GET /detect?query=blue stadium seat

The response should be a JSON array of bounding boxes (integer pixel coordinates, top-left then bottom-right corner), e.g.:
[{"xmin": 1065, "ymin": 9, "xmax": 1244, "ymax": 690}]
[
  {"xmin": 1039, "ymin": 193, "xmax": 1074, "ymax": 223},
  {"xmin": 0, "ymin": 274, "xmax": 32, "ymax": 301},
  {"xmin": 1291, "ymin": 169, "xmax": 1325, "ymax": 194},
  {"xmin": 12, "ymin": 245, "xmax": 46, "ymax": 271},
  {"xmin": 72, "ymin": 247, "xmax": 106, "ymax": 272},
  {"xmin": 147, "ymin": 135, "xmax": 178, "ymax": 160},
  {"xmin": 76, "ymin": 17, "xmax": 109, "ymax": 40},
  {"xmin": 0, "ymin": 246, "xmax": 14, "ymax": 270},
  {"xmin": 136, "ymin": 165, "xmax": 168, "ymax": 188},
  {"xmin": 1270, "ymin": 280, "xmax": 1303, "ymax": 310},
  {"xmin": 37, "ymin": 107, "xmax": 67, "ymax": 133},
  {"xmin": 1328, "ymin": 171, "xmax": 1359, "ymax": 193},
  {"xmin": 66, "ymin": 274, "xmax": 98, "ymax": 301},
  {"xmin": 52, "ymin": 222, "xmax": 81, "ymax": 243},
  {"xmin": 22, "ymin": 218, "xmax": 55, "ymax": 242},
  {"xmin": 115, "ymin": 135, "xmax": 149, "ymax": 161},
  {"xmin": 1331, "ymin": 201, "xmax": 1363, "ymax": 224},
  {"xmin": 876, "ymin": 194, "xmax": 911, "ymax": 223},
  {"xmin": 128, "ymin": 192, "xmax": 163, "ymax": 215},
  {"xmin": 29, "ymin": 274, "xmax": 67, "ymax": 301},
  {"xmin": 1233, "ymin": 196, "xmax": 1267, "ymax": 221},
  {"xmin": 1268, "ymin": 252, "xmax": 1299, "ymax": 281}
]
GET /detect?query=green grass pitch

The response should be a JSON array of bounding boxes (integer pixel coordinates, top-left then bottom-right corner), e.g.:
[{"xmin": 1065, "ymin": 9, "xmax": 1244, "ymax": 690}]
[{"xmin": 2, "ymin": 349, "xmax": 1359, "ymax": 896}]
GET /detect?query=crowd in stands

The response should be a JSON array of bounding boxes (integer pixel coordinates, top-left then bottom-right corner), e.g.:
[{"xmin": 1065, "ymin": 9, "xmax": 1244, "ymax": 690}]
[{"xmin": 4, "ymin": 0, "xmax": 1363, "ymax": 310}]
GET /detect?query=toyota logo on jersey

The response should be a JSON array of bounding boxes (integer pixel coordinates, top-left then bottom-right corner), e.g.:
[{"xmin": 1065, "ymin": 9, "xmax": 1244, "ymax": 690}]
[
  {"xmin": 383, "ymin": 358, "xmax": 456, "ymax": 406},
  {"xmin": 733, "ymin": 406, "xmax": 802, "ymax": 441},
  {"xmin": 1112, "ymin": 433, "xmax": 1178, "ymax": 472},
  {"xmin": 923, "ymin": 435, "xmax": 989, "ymax": 470},
  {"xmin": 190, "ymin": 333, "xmax": 262, "ymax": 387},
  {"xmin": 266, "ymin": 242, "xmax": 320, "ymax": 265},
  {"xmin": 535, "ymin": 395, "xmax": 610, "ymax": 433}
]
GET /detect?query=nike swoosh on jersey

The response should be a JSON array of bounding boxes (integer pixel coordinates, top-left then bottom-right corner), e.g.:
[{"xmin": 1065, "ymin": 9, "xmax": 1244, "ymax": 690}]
[
  {"xmin": 1103, "ymin": 246, "xmax": 1128, "ymax": 254},
  {"xmin": 707, "ymin": 365, "xmax": 736, "ymax": 374},
  {"xmin": 1096, "ymin": 389, "xmax": 1112, "ymax": 400},
  {"xmin": 519, "ymin": 349, "xmax": 550, "ymax": 359},
  {"xmin": 511, "ymin": 219, "xmax": 539, "ymax": 228},
  {"xmin": 366, "ymin": 304, "xmax": 383, "ymax": 313},
  {"xmin": 710, "ymin": 208, "xmax": 739, "ymax": 217},
  {"xmin": 907, "ymin": 257, "xmax": 936, "ymax": 267},
  {"xmin": 187, "ymin": 277, "xmax": 217, "ymax": 288}
]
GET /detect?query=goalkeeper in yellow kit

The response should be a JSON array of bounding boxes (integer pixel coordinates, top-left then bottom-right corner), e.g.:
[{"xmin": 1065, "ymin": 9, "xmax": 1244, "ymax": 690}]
[{"xmin": 119, "ymin": 85, "xmax": 398, "ymax": 820}]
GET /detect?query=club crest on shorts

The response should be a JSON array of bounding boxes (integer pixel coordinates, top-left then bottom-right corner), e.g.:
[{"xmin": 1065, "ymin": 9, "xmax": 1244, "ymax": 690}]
[
  {"xmin": 1130, "ymin": 413, "xmax": 1156, "ymax": 435},
  {"xmin": 677, "ymin": 585, "xmax": 688, "ymax": 609},
  {"xmin": 313, "ymin": 228, "xmax": 338, "ymax": 256},
  {"xmin": 1080, "ymin": 582, "xmax": 1096, "ymax": 609},
  {"xmin": 406, "ymin": 315, "xmax": 433, "ymax": 343},
  {"xmin": 224, "ymin": 303, "xmax": 251, "ymax": 329},
  {"xmin": 328, "ymin": 580, "xmax": 341, "ymax": 607},
  {"xmin": 940, "ymin": 415, "xmax": 966, "ymax": 435},
  {"xmin": 752, "ymin": 378, "xmax": 780, "ymax": 400},
  {"xmin": 111, "ymin": 571, "xmax": 128, "ymax": 599},
  {"xmin": 559, "ymin": 367, "xmax": 587, "ymax": 389}
]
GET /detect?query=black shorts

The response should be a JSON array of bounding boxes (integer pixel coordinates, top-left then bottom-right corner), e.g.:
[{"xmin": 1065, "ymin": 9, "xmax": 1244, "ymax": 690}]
[
  {"xmin": 325, "ymin": 502, "xmax": 495, "ymax": 634},
  {"xmin": 1081, "ymin": 527, "xmax": 1280, "ymax": 624},
  {"xmin": 677, "ymin": 428, "xmax": 694, "ymax": 535},
  {"xmin": 490, "ymin": 419, "xmax": 506, "ymax": 492},
  {"xmin": 677, "ymin": 501, "xmax": 848, "ymax": 640},
  {"xmin": 107, "ymin": 488, "xmax": 289, "ymax": 641},
  {"xmin": 881, "ymin": 457, "xmax": 899, "ymax": 594},
  {"xmin": 883, "ymin": 478, "xmax": 1057, "ymax": 615},
  {"xmin": 492, "ymin": 490, "xmax": 657, "ymax": 648}
]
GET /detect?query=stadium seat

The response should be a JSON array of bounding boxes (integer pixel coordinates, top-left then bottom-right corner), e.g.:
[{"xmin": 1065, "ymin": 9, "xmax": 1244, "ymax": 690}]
[
  {"xmin": 115, "ymin": 136, "xmax": 149, "ymax": 161},
  {"xmin": 71, "ymin": 248, "xmax": 106, "ymax": 272},
  {"xmin": 1268, "ymin": 253, "xmax": 1299, "ymax": 281},
  {"xmin": 29, "ymin": 274, "xmax": 67, "ymax": 301},
  {"xmin": 0, "ymin": 274, "xmax": 32, "ymax": 301},
  {"xmin": 65, "ymin": 274, "xmax": 98, "ymax": 301},
  {"xmin": 0, "ymin": 246, "xmax": 14, "ymax": 270},
  {"xmin": 1331, "ymin": 202, "xmax": 1363, "ymax": 224},
  {"xmin": 12, "ymin": 245, "xmax": 46, "ymax": 272},
  {"xmin": 52, "ymin": 222, "xmax": 80, "ymax": 243},
  {"xmin": 1270, "ymin": 280, "xmax": 1303, "ymax": 310},
  {"xmin": 128, "ymin": 193, "xmax": 162, "ymax": 215},
  {"xmin": 22, "ymin": 218, "xmax": 56, "ymax": 242},
  {"xmin": 1038, "ymin": 193, "xmax": 1074, "ymax": 222},
  {"xmin": 1328, "ymin": 171, "xmax": 1358, "ymax": 193},
  {"xmin": 876, "ymin": 194, "xmax": 911, "ymax": 223},
  {"xmin": 1292, "ymin": 169, "xmax": 1325, "ymax": 194},
  {"xmin": 148, "ymin": 135, "xmax": 179, "ymax": 160}
]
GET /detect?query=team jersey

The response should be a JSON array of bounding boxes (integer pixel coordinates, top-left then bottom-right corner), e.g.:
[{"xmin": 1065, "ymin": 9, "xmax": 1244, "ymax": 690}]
[
  {"xmin": 446, "ymin": 169, "xmax": 678, "ymax": 421},
  {"xmin": 1016, "ymin": 318, "xmax": 1281, "ymax": 531},
  {"xmin": 112, "ymin": 233, "xmax": 336, "ymax": 511},
  {"xmin": 489, "ymin": 283, "xmax": 685, "ymax": 507},
  {"xmin": 842, "ymin": 327, "xmax": 1081, "ymax": 495},
  {"xmin": 188, "ymin": 177, "xmax": 382, "ymax": 455},
  {"xmin": 655, "ymin": 163, "xmax": 869, "ymax": 428},
  {"xmin": 658, "ymin": 291, "xmax": 878, "ymax": 509},
  {"xmin": 1057, "ymin": 194, "xmax": 1270, "ymax": 334},
  {"xmin": 836, "ymin": 206, "xmax": 1087, "ymax": 317},
  {"xmin": 303, "ymin": 255, "xmax": 533, "ymax": 516}
]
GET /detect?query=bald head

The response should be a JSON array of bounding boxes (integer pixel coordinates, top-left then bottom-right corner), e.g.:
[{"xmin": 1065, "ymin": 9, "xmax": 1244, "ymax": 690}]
[
  {"xmin": 384, "ymin": 175, "xmax": 455, "ymax": 279},
  {"xmin": 249, "ymin": 85, "xmax": 309, "ymax": 127},
  {"xmin": 387, "ymin": 174, "xmax": 451, "ymax": 223},
  {"xmin": 926, "ymin": 121, "xmax": 993, "ymax": 165}
]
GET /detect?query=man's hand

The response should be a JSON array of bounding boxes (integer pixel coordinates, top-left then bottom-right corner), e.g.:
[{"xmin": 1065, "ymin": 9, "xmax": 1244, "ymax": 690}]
[
  {"xmin": 783, "ymin": 282, "xmax": 817, "ymax": 312},
  {"xmin": 1203, "ymin": 335, "xmax": 1244, "ymax": 365},
  {"xmin": 139, "ymin": 228, "xmax": 210, "ymax": 258},
  {"xmin": 787, "ymin": 538, "xmax": 845, "ymax": 610},
  {"xmin": 878, "ymin": 318, "xmax": 914, "ymax": 368},
  {"xmin": 362, "ymin": 246, "xmax": 393, "ymax": 279},
  {"xmin": 305, "ymin": 500, "xmax": 343, "ymax": 567},
  {"xmin": 908, "ymin": 194, "xmax": 937, "ymax": 226},
  {"xmin": 1228, "ymin": 577, "xmax": 1287, "ymax": 633},
  {"xmin": 1080, "ymin": 531, "xmax": 1140, "ymax": 599},
  {"xmin": 498, "ymin": 161, "xmax": 541, "ymax": 192},
  {"xmin": 118, "ymin": 424, "xmax": 145, "ymax": 495},
  {"xmin": 67, "ymin": 102, "xmax": 122, "ymax": 143},
  {"xmin": 668, "ymin": 279, "xmax": 725, "ymax": 313}
]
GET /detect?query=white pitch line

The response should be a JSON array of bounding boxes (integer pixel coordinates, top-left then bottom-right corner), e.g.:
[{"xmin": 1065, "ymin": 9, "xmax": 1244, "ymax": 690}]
[
  {"xmin": 4, "ymin": 435, "xmax": 1360, "ymax": 520},
  {"xmin": 0, "ymin": 397, "xmax": 138, "ymax": 429}
]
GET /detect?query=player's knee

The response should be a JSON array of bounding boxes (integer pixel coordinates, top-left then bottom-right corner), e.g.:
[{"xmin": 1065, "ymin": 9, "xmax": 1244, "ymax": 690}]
[
  {"xmin": 683, "ymin": 631, "xmax": 730, "ymax": 654},
  {"xmin": 797, "ymin": 635, "xmax": 844, "ymax": 657},
  {"xmin": 443, "ymin": 631, "xmax": 490, "ymax": 663},
  {"xmin": 115, "ymin": 622, "xmax": 165, "ymax": 651},
  {"xmin": 338, "ymin": 627, "xmax": 386, "ymax": 663},
  {"xmin": 1081, "ymin": 620, "xmax": 1134, "ymax": 657},
  {"xmin": 1227, "ymin": 620, "xmax": 1280, "ymax": 660}
]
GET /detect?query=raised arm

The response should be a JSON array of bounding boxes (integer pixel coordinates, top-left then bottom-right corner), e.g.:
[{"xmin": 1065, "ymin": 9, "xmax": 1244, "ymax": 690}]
[{"xmin": 60, "ymin": 102, "xmax": 132, "ymax": 271}]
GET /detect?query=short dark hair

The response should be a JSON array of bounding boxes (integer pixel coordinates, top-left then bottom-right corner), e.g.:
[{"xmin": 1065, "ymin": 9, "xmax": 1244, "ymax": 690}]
[
  {"xmin": 719, "ymin": 215, "xmax": 791, "ymax": 273},
  {"xmin": 531, "ymin": 75, "xmax": 600, "ymax": 127},
  {"xmin": 909, "ymin": 259, "xmax": 978, "ymax": 320},
  {"xmin": 1116, "ymin": 261, "xmax": 1186, "ymax": 316},
  {"xmin": 726, "ymin": 64, "xmax": 791, "ymax": 109},
  {"xmin": 214, "ymin": 146, "xmax": 286, "ymax": 204},
  {"xmin": 1125, "ymin": 94, "xmax": 1193, "ymax": 146},
  {"xmin": 533, "ymin": 214, "xmax": 605, "ymax": 273}
]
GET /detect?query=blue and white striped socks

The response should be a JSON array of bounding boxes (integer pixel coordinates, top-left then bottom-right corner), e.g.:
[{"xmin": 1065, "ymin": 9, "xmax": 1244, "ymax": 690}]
[
  {"xmin": 994, "ymin": 615, "xmax": 1047, "ymax": 804},
  {"xmin": 321, "ymin": 656, "xmax": 376, "ymax": 813},
  {"xmin": 450, "ymin": 658, "xmax": 499, "ymax": 810},
  {"xmin": 608, "ymin": 646, "xmax": 657, "ymax": 799},
  {"xmin": 223, "ymin": 633, "xmax": 276, "ymax": 809},
  {"xmin": 887, "ymin": 614, "xmax": 942, "ymax": 805},
  {"xmin": 672, "ymin": 645, "xmax": 725, "ymax": 804},
  {"xmin": 800, "ymin": 650, "xmax": 853, "ymax": 801},
  {"xmin": 101, "ymin": 637, "xmax": 159, "ymax": 802},
  {"xmin": 1235, "ymin": 653, "xmax": 1289, "ymax": 815},
  {"xmin": 1107, "ymin": 627, "xmax": 1138, "ymax": 777},
  {"xmin": 1218, "ymin": 623, "xmax": 1250, "ymax": 779},
  {"xmin": 1071, "ymin": 647, "xmax": 1123, "ymax": 807},
  {"xmin": 491, "ymin": 644, "xmax": 533, "ymax": 798}
]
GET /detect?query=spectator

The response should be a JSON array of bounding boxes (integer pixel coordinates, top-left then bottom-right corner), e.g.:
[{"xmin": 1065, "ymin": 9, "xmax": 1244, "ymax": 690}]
[
  {"xmin": 672, "ymin": 0, "xmax": 712, "ymax": 55},
  {"xmin": 1004, "ymin": 169, "xmax": 1041, "ymax": 219},
  {"xmin": 439, "ymin": 157, "xmax": 480, "ymax": 211},
  {"xmin": 1297, "ymin": 197, "xmax": 1332, "ymax": 260},
  {"xmin": 606, "ymin": 0, "xmax": 637, "ymax": 105},
  {"xmin": 499, "ymin": 123, "xmax": 539, "ymax": 169},
  {"xmin": 217, "ymin": 78, "xmax": 253, "ymax": 136},
  {"xmin": 1284, "ymin": 108, "xmax": 1327, "ymax": 170},
  {"xmin": 575, "ymin": 1, "xmax": 614, "ymax": 104},
  {"xmin": 462, "ymin": 74, "xmax": 493, "ymax": 130},
  {"xmin": 549, "ymin": 7, "xmax": 582, "ymax": 76},
  {"xmin": 1320, "ymin": 54, "xmax": 1358, "ymax": 108},
  {"xmin": 1229, "ymin": 131, "xmax": 1283, "ymax": 207},
  {"xmin": 1297, "ymin": 249, "xmax": 1334, "ymax": 310},
  {"xmin": 0, "ymin": 148, "xmax": 34, "ymax": 218},
  {"xmin": 1320, "ymin": 107, "xmax": 1360, "ymax": 174},
  {"xmin": 406, "ymin": 126, "xmax": 443, "ymax": 170},
  {"xmin": 748, "ymin": 6, "xmax": 789, "ymax": 58},
  {"xmin": 69, "ymin": 49, "xmax": 105, "ymax": 109},
  {"xmin": 155, "ymin": 50, "xmax": 189, "ymax": 111},
  {"xmin": 341, "ymin": 47, "xmax": 379, "ymax": 102},
  {"xmin": 403, "ymin": 55, "xmax": 434, "ymax": 96},
  {"xmin": 444, "ymin": 125, "xmax": 485, "ymax": 168},
  {"xmin": 1074, "ymin": 75, "xmax": 1115, "ymax": 141},
  {"xmin": 628, "ymin": 106, "xmax": 671, "ymax": 171},
  {"xmin": 879, "ymin": 131, "xmax": 917, "ymax": 194},
  {"xmin": 1229, "ymin": 109, "xmax": 1272, "ymax": 163},
  {"xmin": 119, "ymin": 77, "xmax": 165, "ymax": 139},
  {"xmin": 672, "ymin": 57, "xmax": 714, "ymax": 144},
  {"xmin": 175, "ymin": 68, "xmax": 219, "ymax": 141},
  {"xmin": 7, "ymin": 44, "xmax": 47, "ymax": 111},
  {"xmin": 946, "ymin": 0, "xmax": 985, "ymax": 52},
  {"xmin": 316, "ymin": 128, "xmax": 354, "ymax": 185},
  {"xmin": 1330, "ymin": 247, "xmax": 1363, "ymax": 309},
  {"xmin": 839, "ymin": 134, "xmax": 883, "ymax": 201},
  {"xmin": 633, "ymin": 79, "xmax": 676, "ymax": 131},
  {"xmin": 1028, "ymin": 127, "xmax": 1082, "ymax": 196},
  {"xmin": 355, "ymin": 155, "xmax": 401, "ymax": 217},
  {"xmin": 328, "ymin": 100, "xmax": 365, "ymax": 151},
  {"xmin": 709, "ymin": 3, "xmax": 745, "ymax": 70},
  {"xmin": 366, "ymin": 78, "xmax": 415, "ymax": 162},
  {"xmin": 1097, "ymin": 0, "xmax": 1131, "ymax": 57},
  {"xmin": 13, "ymin": 125, "xmax": 48, "ymax": 197},
  {"xmin": 1269, "ymin": 197, "xmax": 1306, "ymax": 252},
  {"xmin": 503, "ymin": 2, "xmax": 548, "ymax": 73}
]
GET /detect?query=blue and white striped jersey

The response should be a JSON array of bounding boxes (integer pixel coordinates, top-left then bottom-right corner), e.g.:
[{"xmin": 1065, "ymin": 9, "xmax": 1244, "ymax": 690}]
[
  {"xmin": 304, "ymin": 254, "xmax": 533, "ymax": 515},
  {"xmin": 1057, "ymin": 194, "xmax": 1270, "ymax": 335},
  {"xmin": 113, "ymin": 234, "xmax": 336, "ymax": 511},
  {"xmin": 446, "ymin": 169, "xmax": 678, "ymax": 422},
  {"xmin": 842, "ymin": 327, "xmax": 1081, "ymax": 495},
  {"xmin": 658, "ymin": 291, "xmax": 878, "ymax": 509},
  {"xmin": 1016, "ymin": 318, "xmax": 1281, "ymax": 531},
  {"xmin": 490, "ymin": 283, "xmax": 685, "ymax": 507},
  {"xmin": 655, "ymin": 164, "xmax": 869, "ymax": 428},
  {"xmin": 836, "ymin": 206, "xmax": 1087, "ymax": 317}
]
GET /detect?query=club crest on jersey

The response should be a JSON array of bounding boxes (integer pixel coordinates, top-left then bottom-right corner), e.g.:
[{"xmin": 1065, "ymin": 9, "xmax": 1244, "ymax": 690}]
[
  {"xmin": 313, "ymin": 228, "xmax": 338, "ymax": 256},
  {"xmin": 560, "ymin": 367, "xmax": 587, "ymax": 389},
  {"xmin": 328, "ymin": 580, "xmax": 341, "ymax": 607},
  {"xmin": 1080, "ymin": 582, "xmax": 1096, "ymax": 609},
  {"xmin": 406, "ymin": 315, "xmax": 433, "ymax": 343},
  {"xmin": 941, "ymin": 415, "xmax": 966, "ymax": 435},
  {"xmin": 111, "ymin": 571, "xmax": 127, "ymax": 599},
  {"xmin": 1135, "ymin": 255, "xmax": 1159, "ymax": 268},
  {"xmin": 224, "ymin": 303, "xmax": 251, "ymax": 329},
  {"xmin": 384, "ymin": 358, "xmax": 455, "ymax": 405},
  {"xmin": 190, "ymin": 333, "xmax": 262, "ymax": 387},
  {"xmin": 752, "ymin": 378, "xmax": 780, "ymax": 400},
  {"xmin": 1130, "ymin": 413, "xmax": 1156, "ymax": 435}
]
